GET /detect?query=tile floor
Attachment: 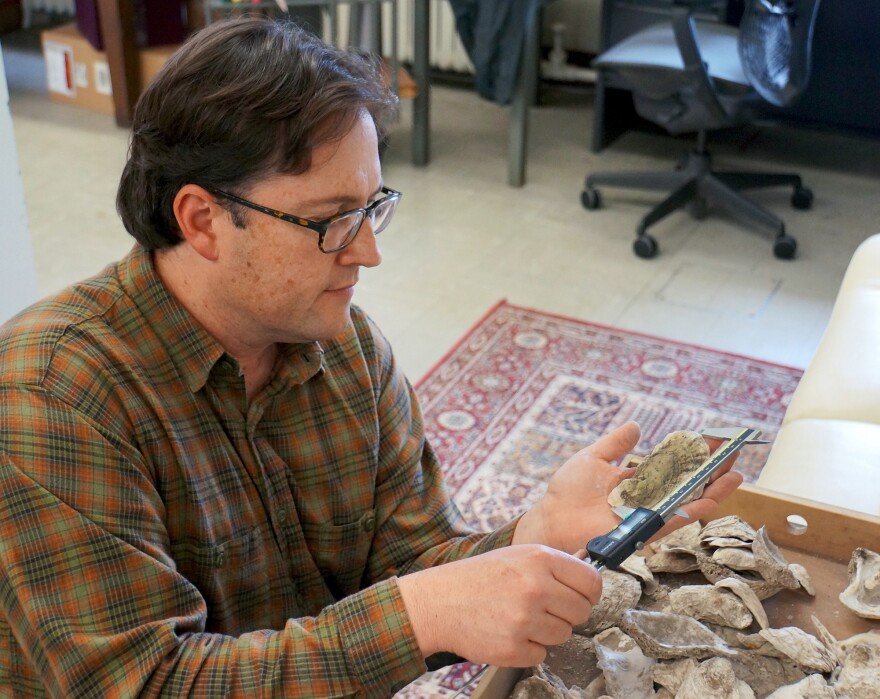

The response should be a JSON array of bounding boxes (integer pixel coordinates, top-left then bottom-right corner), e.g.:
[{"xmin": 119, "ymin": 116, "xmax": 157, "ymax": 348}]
[{"xmin": 5, "ymin": 31, "xmax": 880, "ymax": 381}]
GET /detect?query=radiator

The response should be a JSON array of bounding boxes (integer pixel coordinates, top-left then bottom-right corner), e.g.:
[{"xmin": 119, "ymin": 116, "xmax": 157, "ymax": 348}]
[
  {"xmin": 330, "ymin": 1, "xmax": 473, "ymax": 74},
  {"xmin": 22, "ymin": 0, "xmax": 75, "ymax": 27}
]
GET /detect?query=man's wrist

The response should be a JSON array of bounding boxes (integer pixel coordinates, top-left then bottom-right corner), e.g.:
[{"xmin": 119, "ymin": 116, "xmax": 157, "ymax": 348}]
[
  {"xmin": 511, "ymin": 507, "xmax": 545, "ymax": 547},
  {"xmin": 397, "ymin": 570, "xmax": 442, "ymax": 658}
]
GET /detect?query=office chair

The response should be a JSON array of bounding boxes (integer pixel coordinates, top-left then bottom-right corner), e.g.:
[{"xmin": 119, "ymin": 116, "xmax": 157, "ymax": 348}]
[{"xmin": 581, "ymin": 0, "xmax": 821, "ymax": 259}]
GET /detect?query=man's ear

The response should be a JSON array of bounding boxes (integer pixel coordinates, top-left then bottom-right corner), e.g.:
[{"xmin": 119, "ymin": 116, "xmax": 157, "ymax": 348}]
[{"xmin": 173, "ymin": 184, "xmax": 227, "ymax": 261}]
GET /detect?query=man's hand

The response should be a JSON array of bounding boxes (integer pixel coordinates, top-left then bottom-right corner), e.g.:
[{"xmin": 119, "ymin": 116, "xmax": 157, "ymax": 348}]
[
  {"xmin": 512, "ymin": 422, "xmax": 744, "ymax": 554},
  {"xmin": 397, "ymin": 545, "xmax": 602, "ymax": 668}
]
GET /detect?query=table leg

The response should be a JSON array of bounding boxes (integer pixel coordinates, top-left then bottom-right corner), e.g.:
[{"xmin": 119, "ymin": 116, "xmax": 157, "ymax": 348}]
[
  {"xmin": 507, "ymin": 1, "xmax": 540, "ymax": 187},
  {"xmin": 412, "ymin": 0, "xmax": 430, "ymax": 166}
]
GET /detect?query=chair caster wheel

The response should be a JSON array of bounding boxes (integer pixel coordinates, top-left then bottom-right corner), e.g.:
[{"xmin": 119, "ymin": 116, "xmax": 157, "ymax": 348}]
[
  {"xmin": 581, "ymin": 188, "xmax": 601, "ymax": 210},
  {"xmin": 633, "ymin": 234, "xmax": 659, "ymax": 259},
  {"xmin": 773, "ymin": 234, "xmax": 797, "ymax": 260},
  {"xmin": 792, "ymin": 186, "xmax": 813, "ymax": 210}
]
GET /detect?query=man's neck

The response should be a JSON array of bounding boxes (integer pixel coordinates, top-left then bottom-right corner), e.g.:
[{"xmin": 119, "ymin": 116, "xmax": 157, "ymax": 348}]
[{"xmin": 153, "ymin": 246, "xmax": 277, "ymax": 401}]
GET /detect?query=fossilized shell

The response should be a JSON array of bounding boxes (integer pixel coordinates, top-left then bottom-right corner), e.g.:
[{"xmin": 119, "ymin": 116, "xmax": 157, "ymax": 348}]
[
  {"xmin": 789, "ymin": 563, "xmax": 815, "ymax": 597},
  {"xmin": 646, "ymin": 546, "xmax": 700, "ymax": 574},
  {"xmin": 511, "ymin": 665, "xmax": 578, "ymax": 699},
  {"xmin": 705, "ymin": 536, "xmax": 754, "ymax": 548},
  {"xmin": 675, "ymin": 657, "xmax": 756, "ymax": 699},
  {"xmin": 737, "ymin": 627, "xmax": 837, "ymax": 673},
  {"xmin": 608, "ymin": 431, "xmax": 709, "ymax": 509},
  {"xmin": 728, "ymin": 653, "xmax": 807, "ymax": 698},
  {"xmin": 654, "ymin": 519, "xmax": 703, "ymax": 550},
  {"xmin": 689, "ymin": 548, "xmax": 786, "ymax": 600},
  {"xmin": 574, "ymin": 569, "xmax": 642, "ymax": 635},
  {"xmin": 667, "ymin": 584, "xmax": 753, "ymax": 629},
  {"xmin": 700, "ymin": 515, "xmax": 757, "ymax": 543},
  {"xmin": 751, "ymin": 527, "xmax": 801, "ymax": 591},
  {"xmin": 839, "ymin": 547, "xmax": 880, "ymax": 619},
  {"xmin": 713, "ymin": 547, "xmax": 758, "ymax": 571},
  {"xmin": 715, "ymin": 577, "xmax": 770, "ymax": 630},
  {"xmin": 652, "ymin": 657, "xmax": 698, "ymax": 696},
  {"xmin": 618, "ymin": 553, "xmax": 655, "ymax": 590},
  {"xmin": 592, "ymin": 627, "xmax": 655, "ymax": 699},
  {"xmin": 764, "ymin": 673, "xmax": 835, "ymax": 698},
  {"xmin": 617, "ymin": 608, "xmax": 737, "ymax": 660},
  {"xmin": 831, "ymin": 630, "xmax": 880, "ymax": 699},
  {"xmin": 809, "ymin": 615, "xmax": 842, "ymax": 665}
]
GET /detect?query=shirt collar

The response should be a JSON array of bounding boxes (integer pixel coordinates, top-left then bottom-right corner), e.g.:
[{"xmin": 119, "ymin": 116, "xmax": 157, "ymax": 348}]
[{"xmin": 118, "ymin": 245, "xmax": 325, "ymax": 393}]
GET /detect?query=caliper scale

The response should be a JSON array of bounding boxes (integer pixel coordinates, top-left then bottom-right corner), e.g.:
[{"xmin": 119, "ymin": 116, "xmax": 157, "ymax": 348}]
[{"xmin": 586, "ymin": 427, "xmax": 766, "ymax": 571}]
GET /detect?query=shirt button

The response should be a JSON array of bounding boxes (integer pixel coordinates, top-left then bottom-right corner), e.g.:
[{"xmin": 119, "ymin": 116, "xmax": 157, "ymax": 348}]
[
  {"xmin": 362, "ymin": 514, "xmax": 375, "ymax": 532},
  {"xmin": 277, "ymin": 507, "xmax": 288, "ymax": 524},
  {"xmin": 214, "ymin": 547, "xmax": 227, "ymax": 567}
]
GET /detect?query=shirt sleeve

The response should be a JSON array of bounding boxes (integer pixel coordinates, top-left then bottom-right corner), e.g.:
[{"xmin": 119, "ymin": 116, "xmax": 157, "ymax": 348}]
[
  {"xmin": 353, "ymin": 312, "xmax": 520, "ymax": 587},
  {"xmin": 0, "ymin": 385, "xmax": 425, "ymax": 698}
]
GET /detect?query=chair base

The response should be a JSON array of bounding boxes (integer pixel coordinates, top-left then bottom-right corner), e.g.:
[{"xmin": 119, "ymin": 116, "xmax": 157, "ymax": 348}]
[{"xmin": 583, "ymin": 145, "xmax": 813, "ymax": 259}]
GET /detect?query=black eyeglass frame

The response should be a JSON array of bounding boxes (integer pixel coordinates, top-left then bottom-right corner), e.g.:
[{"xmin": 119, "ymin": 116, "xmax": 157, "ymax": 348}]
[{"xmin": 207, "ymin": 185, "xmax": 401, "ymax": 253}]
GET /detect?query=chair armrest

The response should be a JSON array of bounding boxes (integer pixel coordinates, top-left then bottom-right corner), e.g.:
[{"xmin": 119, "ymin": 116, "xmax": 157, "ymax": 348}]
[{"xmin": 670, "ymin": 3, "xmax": 730, "ymax": 123}]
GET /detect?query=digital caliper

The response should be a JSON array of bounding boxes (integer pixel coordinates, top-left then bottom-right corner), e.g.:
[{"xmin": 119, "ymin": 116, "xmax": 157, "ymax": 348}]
[{"xmin": 586, "ymin": 427, "xmax": 767, "ymax": 571}]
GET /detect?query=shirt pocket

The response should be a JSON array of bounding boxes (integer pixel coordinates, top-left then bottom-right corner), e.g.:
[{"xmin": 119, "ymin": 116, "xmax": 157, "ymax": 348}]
[
  {"xmin": 300, "ymin": 509, "xmax": 376, "ymax": 600},
  {"xmin": 172, "ymin": 521, "xmax": 296, "ymax": 634}
]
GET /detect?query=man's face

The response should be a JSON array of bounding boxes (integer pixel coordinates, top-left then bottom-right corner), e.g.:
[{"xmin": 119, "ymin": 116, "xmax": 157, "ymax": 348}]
[{"xmin": 214, "ymin": 111, "xmax": 384, "ymax": 346}]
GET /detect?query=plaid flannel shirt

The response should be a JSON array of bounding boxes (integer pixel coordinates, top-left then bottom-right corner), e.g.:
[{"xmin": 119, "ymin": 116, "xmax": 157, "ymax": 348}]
[{"xmin": 0, "ymin": 245, "xmax": 516, "ymax": 698}]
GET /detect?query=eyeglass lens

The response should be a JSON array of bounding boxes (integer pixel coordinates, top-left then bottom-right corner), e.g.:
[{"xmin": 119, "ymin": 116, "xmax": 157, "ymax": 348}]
[{"xmin": 323, "ymin": 195, "xmax": 398, "ymax": 251}]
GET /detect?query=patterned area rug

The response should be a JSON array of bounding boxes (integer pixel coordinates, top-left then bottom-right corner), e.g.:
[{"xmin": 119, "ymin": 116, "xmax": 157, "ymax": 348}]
[{"xmin": 395, "ymin": 301, "xmax": 803, "ymax": 698}]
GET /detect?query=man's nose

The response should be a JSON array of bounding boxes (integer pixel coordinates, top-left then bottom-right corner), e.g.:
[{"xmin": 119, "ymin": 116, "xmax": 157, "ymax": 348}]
[{"xmin": 339, "ymin": 218, "xmax": 382, "ymax": 268}]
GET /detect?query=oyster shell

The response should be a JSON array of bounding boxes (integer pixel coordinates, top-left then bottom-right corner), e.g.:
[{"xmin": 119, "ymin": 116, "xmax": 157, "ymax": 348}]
[
  {"xmin": 646, "ymin": 547, "xmax": 700, "ymax": 574},
  {"xmin": 510, "ymin": 666, "xmax": 566, "ymax": 699},
  {"xmin": 751, "ymin": 528, "xmax": 800, "ymax": 591},
  {"xmin": 574, "ymin": 569, "xmax": 642, "ymax": 635},
  {"xmin": 714, "ymin": 577, "xmax": 770, "ymax": 630},
  {"xmin": 667, "ymin": 584, "xmax": 753, "ymax": 629},
  {"xmin": 618, "ymin": 608, "xmax": 737, "ymax": 660},
  {"xmin": 839, "ymin": 547, "xmax": 880, "ymax": 619},
  {"xmin": 675, "ymin": 657, "xmax": 756, "ymax": 699},
  {"xmin": 654, "ymin": 520, "xmax": 703, "ymax": 550},
  {"xmin": 689, "ymin": 548, "xmax": 786, "ymax": 600},
  {"xmin": 764, "ymin": 673, "xmax": 835, "ymax": 698},
  {"xmin": 652, "ymin": 657, "xmax": 698, "ymax": 695},
  {"xmin": 591, "ymin": 627, "xmax": 655, "ymax": 699},
  {"xmin": 705, "ymin": 536, "xmax": 754, "ymax": 548},
  {"xmin": 831, "ymin": 630, "xmax": 880, "ymax": 699},
  {"xmin": 617, "ymin": 553, "xmax": 655, "ymax": 590},
  {"xmin": 712, "ymin": 547, "xmax": 758, "ymax": 571},
  {"xmin": 608, "ymin": 431, "xmax": 709, "ymax": 509},
  {"xmin": 789, "ymin": 563, "xmax": 815, "ymax": 597},
  {"xmin": 809, "ymin": 615, "xmax": 842, "ymax": 665},
  {"xmin": 737, "ymin": 627, "xmax": 837, "ymax": 673},
  {"xmin": 700, "ymin": 515, "xmax": 757, "ymax": 543},
  {"xmin": 728, "ymin": 653, "xmax": 807, "ymax": 698}
]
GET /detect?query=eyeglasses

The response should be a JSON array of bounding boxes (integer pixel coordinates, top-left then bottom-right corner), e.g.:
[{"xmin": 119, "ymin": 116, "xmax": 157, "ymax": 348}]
[{"xmin": 208, "ymin": 186, "xmax": 401, "ymax": 253}]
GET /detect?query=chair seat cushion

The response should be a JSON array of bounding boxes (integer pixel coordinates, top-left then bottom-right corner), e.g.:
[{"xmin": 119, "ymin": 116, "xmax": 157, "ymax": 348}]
[{"xmin": 595, "ymin": 21, "xmax": 747, "ymax": 86}]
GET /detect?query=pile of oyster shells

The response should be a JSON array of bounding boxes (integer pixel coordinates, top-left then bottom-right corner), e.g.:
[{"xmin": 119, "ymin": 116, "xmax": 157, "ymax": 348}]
[{"xmin": 510, "ymin": 431, "xmax": 880, "ymax": 699}]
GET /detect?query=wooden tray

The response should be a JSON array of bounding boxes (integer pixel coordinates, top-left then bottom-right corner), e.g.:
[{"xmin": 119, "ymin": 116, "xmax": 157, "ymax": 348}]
[{"xmin": 472, "ymin": 484, "xmax": 880, "ymax": 698}]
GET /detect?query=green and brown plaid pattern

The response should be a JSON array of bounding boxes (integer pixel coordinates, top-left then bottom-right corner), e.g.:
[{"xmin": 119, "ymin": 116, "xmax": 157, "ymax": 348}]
[{"xmin": 0, "ymin": 246, "xmax": 516, "ymax": 697}]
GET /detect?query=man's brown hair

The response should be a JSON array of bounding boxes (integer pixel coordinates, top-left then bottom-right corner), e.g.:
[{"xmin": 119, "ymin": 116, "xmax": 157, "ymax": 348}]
[{"xmin": 117, "ymin": 16, "xmax": 397, "ymax": 249}]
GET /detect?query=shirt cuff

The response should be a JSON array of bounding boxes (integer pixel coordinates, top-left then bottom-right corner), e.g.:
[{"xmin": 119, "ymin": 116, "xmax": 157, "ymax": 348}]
[{"xmin": 334, "ymin": 576, "xmax": 426, "ymax": 697}]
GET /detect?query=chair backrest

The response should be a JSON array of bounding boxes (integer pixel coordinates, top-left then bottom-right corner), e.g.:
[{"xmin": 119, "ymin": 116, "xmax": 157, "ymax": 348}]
[{"xmin": 738, "ymin": 0, "xmax": 822, "ymax": 107}]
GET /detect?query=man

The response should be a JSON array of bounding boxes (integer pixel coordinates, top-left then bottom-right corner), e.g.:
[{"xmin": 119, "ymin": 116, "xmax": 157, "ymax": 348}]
[{"xmin": 0, "ymin": 17, "xmax": 741, "ymax": 698}]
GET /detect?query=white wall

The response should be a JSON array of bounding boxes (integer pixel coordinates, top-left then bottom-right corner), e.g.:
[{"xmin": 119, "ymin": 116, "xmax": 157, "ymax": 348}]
[
  {"xmin": 543, "ymin": 0, "xmax": 603, "ymax": 55},
  {"xmin": 0, "ymin": 45, "xmax": 39, "ymax": 324}
]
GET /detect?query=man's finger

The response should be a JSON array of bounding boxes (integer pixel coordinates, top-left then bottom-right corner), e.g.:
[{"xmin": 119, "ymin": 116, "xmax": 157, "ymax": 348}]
[{"xmin": 583, "ymin": 422, "xmax": 641, "ymax": 462}]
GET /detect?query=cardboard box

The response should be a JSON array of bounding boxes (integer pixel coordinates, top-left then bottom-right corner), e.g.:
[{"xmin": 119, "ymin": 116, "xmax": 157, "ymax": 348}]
[
  {"xmin": 41, "ymin": 23, "xmax": 179, "ymax": 115},
  {"xmin": 471, "ymin": 484, "xmax": 880, "ymax": 698}
]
